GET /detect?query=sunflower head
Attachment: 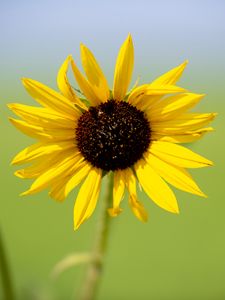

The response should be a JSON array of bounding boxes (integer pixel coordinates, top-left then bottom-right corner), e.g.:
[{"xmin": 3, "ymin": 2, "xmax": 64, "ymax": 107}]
[
  {"xmin": 76, "ymin": 99, "xmax": 151, "ymax": 171},
  {"xmin": 8, "ymin": 34, "xmax": 216, "ymax": 229}
]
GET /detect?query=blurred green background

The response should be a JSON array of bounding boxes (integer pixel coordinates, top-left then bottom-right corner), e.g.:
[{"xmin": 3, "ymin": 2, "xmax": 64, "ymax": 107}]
[{"xmin": 0, "ymin": 0, "xmax": 225, "ymax": 299}]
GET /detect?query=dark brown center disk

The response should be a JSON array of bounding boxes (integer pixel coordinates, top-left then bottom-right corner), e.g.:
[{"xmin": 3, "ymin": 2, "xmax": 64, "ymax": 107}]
[{"xmin": 75, "ymin": 99, "xmax": 151, "ymax": 171}]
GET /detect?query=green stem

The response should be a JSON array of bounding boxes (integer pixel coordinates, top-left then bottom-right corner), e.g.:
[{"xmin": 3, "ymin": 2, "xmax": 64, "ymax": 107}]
[
  {"xmin": 78, "ymin": 173, "xmax": 113, "ymax": 300},
  {"xmin": 0, "ymin": 228, "xmax": 15, "ymax": 300}
]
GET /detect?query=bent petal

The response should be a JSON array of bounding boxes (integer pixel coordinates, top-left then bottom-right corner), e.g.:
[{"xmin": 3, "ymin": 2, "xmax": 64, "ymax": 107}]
[
  {"xmin": 124, "ymin": 168, "xmax": 148, "ymax": 222},
  {"xmin": 128, "ymin": 84, "xmax": 186, "ymax": 110},
  {"xmin": 71, "ymin": 58, "xmax": 102, "ymax": 106},
  {"xmin": 49, "ymin": 161, "xmax": 91, "ymax": 202},
  {"xmin": 21, "ymin": 152, "xmax": 80, "ymax": 196},
  {"xmin": 129, "ymin": 195, "xmax": 148, "ymax": 222},
  {"xmin": 11, "ymin": 141, "xmax": 75, "ymax": 165},
  {"xmin": 64, "ymin": 162, "xmax": 92, "ymax": 199},
  {"xmin": 57, "ymin": 55, "xmax": 87, "ymax": 110}
]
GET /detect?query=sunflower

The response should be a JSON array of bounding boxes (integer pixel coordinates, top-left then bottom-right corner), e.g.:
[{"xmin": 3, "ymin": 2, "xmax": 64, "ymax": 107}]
[{"xmin": 8, "ymin": 34, "xmax": 215, "ymax": 229}]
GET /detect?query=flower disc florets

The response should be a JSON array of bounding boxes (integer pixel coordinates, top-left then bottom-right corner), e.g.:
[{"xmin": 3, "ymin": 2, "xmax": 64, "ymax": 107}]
[{"xmin": 76, "ymin": 99, "xmax": 151, "ymax": 171}]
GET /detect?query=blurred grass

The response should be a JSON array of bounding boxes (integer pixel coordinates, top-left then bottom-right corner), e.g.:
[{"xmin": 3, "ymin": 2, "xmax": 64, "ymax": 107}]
[{"xmin": 0, "ymin": 82, "xmax": 224, "ymax": 300}]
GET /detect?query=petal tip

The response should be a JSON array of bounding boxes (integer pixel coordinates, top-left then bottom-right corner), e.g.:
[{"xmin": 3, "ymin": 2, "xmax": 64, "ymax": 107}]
[
  {"xmin": 141, "ymin": 214, "xmax": 148, "ymax": 223},
  {"xmin": 196, "ymin": 188, "xmax": 208, "ymax": 198},
  {"xmin": 8, "ymin": 117, "xmax": 15, "ymax": 124},
  {"xmin": 127, "ymin": 33, "xmax": 133, "ymax": 41},
  {"xmin": 11, "ymin": 158, "xmax": 17, "ymax": 165},
  {"xmin": 172, "ymin": 205, "xmax": 180, "ymax": 214},
  {"xmin": 67, "ymin": 54, "xmax": 73, "ymax": 61},
  {"xmin": 74, "ymin": 221, "xmax": 81, "ymax": 231},
  {"xmin": 108, "ymin": 207, "xmax": 122, "ymax": 217},
  {"xmin": 174, "ymin": 208, "xmax": 180, "ymax": 214},
  {"xmin": 80, "ymin": 43, "xmax": 85, "ymax": 52},
  {"xmin": 208, "ymin": 160, "xmax": 214, "ymax": 166},
  {"xmin": 7, "ymin": 103, "xmax": 14, "ymax": 110},
  {"xmin": 14, "ymin": 170, "xmax": 22, "ymax": 178},
  {"xmin": 201, "ymin": 192, "xmax": 208, "ymax": 198},
  {"xmin": 198, "ymin": 93, "xmax": 206, "ymax": 99},
  {"xmin": 74, "ymin": 225, "xmax": 78, "ymax": 231},
  {"xmin": 20, "ymin": 190, "xmax": 29, "ymax": 196},
  {"xmin": 21, "ymin": 77, "xmax": 29, "ymax": 84}
]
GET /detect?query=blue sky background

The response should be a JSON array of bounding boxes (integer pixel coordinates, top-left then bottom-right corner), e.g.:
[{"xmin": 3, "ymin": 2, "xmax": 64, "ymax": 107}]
[{"xmin": 1, "ymin": 0, "xmax": 225, "ymax": 90}]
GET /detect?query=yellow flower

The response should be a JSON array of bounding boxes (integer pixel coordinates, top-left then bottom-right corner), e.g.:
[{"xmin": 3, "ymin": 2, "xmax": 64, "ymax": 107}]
[{"xmin": 8, "ymin": 34, "xmax": 215, "ymax": 229}]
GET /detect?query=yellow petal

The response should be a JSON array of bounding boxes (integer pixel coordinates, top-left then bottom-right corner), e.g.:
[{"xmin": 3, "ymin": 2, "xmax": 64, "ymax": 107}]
[
  {"xmin": 15, "ymin": 156, "xmax": 57, "ymax": 179},
  {"xmin": 128, "ymin": 84, "xmax": 149, "ymax": 105},
  {"xmin": 9, "ymin": 118, "xmax": 75, "ymax": 142},
  {"xmin": 108, "ymin": 207, "xmax": 123, "ymax": 217},
  {"xmin": 15, "ymin": 148, "xmax": 78, "ymax": 179},
  {"xmin": 70, "ymin": 58, "xmax": 102, "ymax": 106},
  {"xmin": 9, "ymin": 118, "xmax": 51, "ymax": 140},
  {"xmin": 124, "ymin": 168, "xmax": 148, "ymax": 222},
  {"xmin": 128, "ymin": 84, "xmax": 186, "ymax": 110},
  {"xmin": 48, "ymin": 178, "xmax": 68, "ymax": 202},
  {"xmin": 145, "ymin": 85, "xmax": 186, "ymax": 95},
  {"xmin": 123, "ymin": 168, "xmax": 136, "ymax": 195},
  {"xmin": 113, "ymin": 34, "xmax": 134, "ymax": 101},
  {"xmin": 74, "ymin": 168, "xmax": 102, "ymax": 229},
  {"xmin": 135, "ymin": 159, "xmax": 179, "ymax": 213},
  {"xmin": 128, "ymin": 84, "xmax": 160, "ymax": 111},
  {"xmin": 145, "ymin": 152, "xmax": 206, "ymax": 197},
  {"xmin": 11, "ymin": 141, "xmax": 75, "ymax": 165},
  {"xmin": 151, "ymin": 60, "xmax": 188, "ymax": 86},
  {"xmin": 49, "ymin": 160, "xmax": 91, "ymax": 202},
  {"xmin": 8, "ymin": 103, "xmax": 76, "ymax": 129},
  {"xmin": 108, "ymin": 170, "xmax": 125, "ymax": 217},
  {"xmin": 12, "ymin": 143, "xmax": 42, "ymax": 165},
  {"xmin": 150, "ymin": 141, "xmax": 213, "ymax": 168},
  {"xmin": 21, "ymin": 153, "xmax": 81, "ymax": 196},
  {"xmin": 152, "ymin": 127, "xmax": 214, "ymax": 143},
  {"xmin": 22, "ymin": 78, "xmax": 79, "ymax": 118},
  {"xmin": 128, "ymin": 195, "xmax": 148, "ymax": 222},
  {"xmin": 57, "ymin": 55, "xmax": 88, "ymax": 110},
  {"xmin": 80, "ymin": 44, "xmax": 109, "ymax": 102},
  {"xmin": 151, "ymin": 113, "xmax": 217, "ymax": 133},
  {"xmin": 15, "ymin": 163, "xmax": 43, "ymax": 179},
  {"xmin": 64, "ymin": 162, "xmax": 92, "ymax": 199},
  {"xmin": 148, "ymin": 93, "xmax": 205, "ymax": 121}
]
